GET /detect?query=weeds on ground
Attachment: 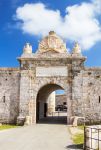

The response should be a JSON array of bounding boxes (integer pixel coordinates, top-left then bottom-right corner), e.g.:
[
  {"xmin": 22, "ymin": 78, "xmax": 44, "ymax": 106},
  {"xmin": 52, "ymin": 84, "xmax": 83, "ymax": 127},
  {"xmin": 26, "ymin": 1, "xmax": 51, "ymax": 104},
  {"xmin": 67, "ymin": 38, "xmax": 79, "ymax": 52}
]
[
  {"xmin": 0, "ymin": 125, "xmax": 19, "ymax": 130},
  {"xmin": 73, "ymin": 133, "xmax": 84, "ymax": 144}
]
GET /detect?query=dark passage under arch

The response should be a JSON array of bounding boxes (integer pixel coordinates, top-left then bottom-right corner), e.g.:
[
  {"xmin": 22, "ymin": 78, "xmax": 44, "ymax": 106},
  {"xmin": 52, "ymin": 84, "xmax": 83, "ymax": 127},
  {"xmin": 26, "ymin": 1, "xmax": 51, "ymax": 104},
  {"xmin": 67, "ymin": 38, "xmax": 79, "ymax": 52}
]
[{"xmin": 36, "ymin": 84, "xmax": 67, "ymax": 124}]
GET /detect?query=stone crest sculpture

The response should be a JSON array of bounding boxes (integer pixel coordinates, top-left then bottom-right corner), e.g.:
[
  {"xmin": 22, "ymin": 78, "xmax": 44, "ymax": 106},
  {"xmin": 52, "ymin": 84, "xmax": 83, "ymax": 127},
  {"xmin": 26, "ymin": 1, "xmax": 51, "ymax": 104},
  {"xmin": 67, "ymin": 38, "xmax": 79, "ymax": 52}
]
[{"xmin": 38, "ymin": 31, "xmax": 67, "ymax": 53}]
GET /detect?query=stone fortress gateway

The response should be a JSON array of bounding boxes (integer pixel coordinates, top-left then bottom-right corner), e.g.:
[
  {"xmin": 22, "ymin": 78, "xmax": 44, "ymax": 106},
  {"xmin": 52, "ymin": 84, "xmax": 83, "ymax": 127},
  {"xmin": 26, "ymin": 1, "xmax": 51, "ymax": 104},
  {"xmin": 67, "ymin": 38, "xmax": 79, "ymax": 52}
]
[{"xmin": 0, "ymin": 31, "xmax": 101, "ymax": 125}]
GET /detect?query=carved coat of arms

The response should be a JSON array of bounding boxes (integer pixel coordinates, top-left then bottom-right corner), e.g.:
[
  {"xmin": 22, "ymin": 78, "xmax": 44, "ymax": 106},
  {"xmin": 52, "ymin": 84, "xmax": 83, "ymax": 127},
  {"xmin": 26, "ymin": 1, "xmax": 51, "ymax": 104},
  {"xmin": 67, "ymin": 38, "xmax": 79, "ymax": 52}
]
[{"xmin": 38, "ymin": 31, "xmax": 67, "ymax": 53}]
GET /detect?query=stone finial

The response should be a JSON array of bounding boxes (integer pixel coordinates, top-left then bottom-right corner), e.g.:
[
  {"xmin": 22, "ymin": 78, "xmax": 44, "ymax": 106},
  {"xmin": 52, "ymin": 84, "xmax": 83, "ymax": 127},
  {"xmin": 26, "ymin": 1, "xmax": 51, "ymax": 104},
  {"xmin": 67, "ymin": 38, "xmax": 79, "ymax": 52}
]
[
  {"xmin": 72, "ymin": 42, "xmax": 82, "ymax": 56},
  {"xmin": 23, "ymin": 43, "xmax": 32, "ymax": 54}
]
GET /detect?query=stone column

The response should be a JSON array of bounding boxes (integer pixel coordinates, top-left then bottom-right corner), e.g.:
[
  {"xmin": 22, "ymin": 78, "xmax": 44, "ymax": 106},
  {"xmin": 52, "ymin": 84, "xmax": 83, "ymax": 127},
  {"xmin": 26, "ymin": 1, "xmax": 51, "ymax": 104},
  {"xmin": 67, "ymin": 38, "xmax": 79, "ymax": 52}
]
[
  {"xmin": 47, "ymin": 92, "xmax": 55, "ymax": 114},
  {"xmin": 67, "ymin": 84, "xmax": 73, "ymax": 125},
  {"xmin": 17, "ymin": 70, "xmax": 33, "ymax": 125}
]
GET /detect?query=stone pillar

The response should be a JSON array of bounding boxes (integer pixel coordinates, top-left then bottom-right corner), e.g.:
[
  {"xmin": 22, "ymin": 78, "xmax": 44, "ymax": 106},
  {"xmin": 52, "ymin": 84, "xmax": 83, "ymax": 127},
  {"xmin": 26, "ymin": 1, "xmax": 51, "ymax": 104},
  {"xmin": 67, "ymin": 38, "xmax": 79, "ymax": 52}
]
[
  {"xmin": 17, "ymin": 70, "xmax": 34, "ymax": 125},
  {"xmin": 47, "ymin": 92, "xmax": 55, "ymax": 114},
  {"xmin": 67, "ymin": 87, "xmax": 72, "ymax": 125},
  {"xmin": 25, "ymin": 100, "xmax": 35, "ymax": 125}
]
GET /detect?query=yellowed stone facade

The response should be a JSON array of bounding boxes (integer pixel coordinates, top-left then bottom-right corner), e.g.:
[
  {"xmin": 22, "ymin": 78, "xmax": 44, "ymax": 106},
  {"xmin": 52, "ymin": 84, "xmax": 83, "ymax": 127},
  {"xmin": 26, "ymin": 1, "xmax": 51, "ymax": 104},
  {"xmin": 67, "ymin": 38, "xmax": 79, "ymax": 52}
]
[{"xmin": 0, "ymin": 31, "xmax": 101, "ymax": 125}]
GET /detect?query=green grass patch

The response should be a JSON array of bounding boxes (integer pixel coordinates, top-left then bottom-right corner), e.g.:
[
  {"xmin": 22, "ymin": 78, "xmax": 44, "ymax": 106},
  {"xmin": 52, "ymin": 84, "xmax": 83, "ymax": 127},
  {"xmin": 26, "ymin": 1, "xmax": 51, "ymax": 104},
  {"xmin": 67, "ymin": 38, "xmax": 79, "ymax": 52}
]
[
  {"xmin": 72, "ymin": 126, "xmax": 84, "ymax": 144},
  {"xmin": 73, "ymin": 133, "xmax": 84, "ymax": 144},
  {"xmin": 0, "ymin": 125, "xmax": 19, "ymax": 131}
]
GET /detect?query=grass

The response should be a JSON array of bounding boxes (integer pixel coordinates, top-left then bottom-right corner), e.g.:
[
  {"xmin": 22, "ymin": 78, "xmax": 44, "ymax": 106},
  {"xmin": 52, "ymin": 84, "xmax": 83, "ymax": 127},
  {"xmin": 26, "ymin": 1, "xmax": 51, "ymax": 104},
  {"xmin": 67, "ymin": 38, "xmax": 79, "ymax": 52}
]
[
  {"xmin": 0, "ymin": 125, "xmax": 19, "ymax": 131},
  {"xmin": 71, "ymin": 125, "xmax": 84, "ymax": 145},
  {"xmin": 78, "ymin": 125, "xmax": 84, "ymax": 130},
  {"xmin": 73, "ymin": 133, "xmax": 84, "ymax": 144}
]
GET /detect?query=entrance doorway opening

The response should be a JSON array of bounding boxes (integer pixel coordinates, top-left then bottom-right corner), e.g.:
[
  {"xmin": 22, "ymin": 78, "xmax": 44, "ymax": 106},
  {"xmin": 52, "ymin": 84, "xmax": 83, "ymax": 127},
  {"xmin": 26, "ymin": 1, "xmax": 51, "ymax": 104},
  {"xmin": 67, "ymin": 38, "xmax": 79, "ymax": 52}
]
[{"xmin": 36, "ymin": 84, "xmax": 67, "ymax": 124}]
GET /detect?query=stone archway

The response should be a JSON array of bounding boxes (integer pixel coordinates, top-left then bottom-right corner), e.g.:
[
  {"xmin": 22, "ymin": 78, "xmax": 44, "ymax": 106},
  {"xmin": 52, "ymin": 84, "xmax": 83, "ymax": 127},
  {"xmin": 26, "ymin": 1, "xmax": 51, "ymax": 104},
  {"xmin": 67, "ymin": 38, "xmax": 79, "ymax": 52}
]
[
  {"xmin": 36, "ymin": 83, "xmax": 67, "ymax": 124},
  {"xmin": 17, "ymin": 31, "xmax": 86, "ymax": 126}
]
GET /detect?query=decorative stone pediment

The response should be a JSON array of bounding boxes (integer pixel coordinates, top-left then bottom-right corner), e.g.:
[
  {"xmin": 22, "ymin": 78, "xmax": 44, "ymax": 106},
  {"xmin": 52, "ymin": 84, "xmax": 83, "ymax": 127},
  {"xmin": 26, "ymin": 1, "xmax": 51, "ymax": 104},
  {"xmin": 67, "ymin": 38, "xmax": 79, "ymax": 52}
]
[{"xmin": 38, "ymin": 31, "xmax": 68, "ymax": 54}]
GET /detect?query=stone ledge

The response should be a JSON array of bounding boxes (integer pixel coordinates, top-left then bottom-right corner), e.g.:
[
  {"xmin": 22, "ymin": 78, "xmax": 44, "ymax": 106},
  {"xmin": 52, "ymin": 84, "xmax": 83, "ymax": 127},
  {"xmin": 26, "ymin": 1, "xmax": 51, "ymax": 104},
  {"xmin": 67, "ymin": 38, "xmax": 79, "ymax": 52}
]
[
  {"xmin": 0, "ymin": 68, "xmax": 19, "ymax": 71},
  {"xmin": 85, "ymin": 67, "xmax": 101, "ymax": 71}
]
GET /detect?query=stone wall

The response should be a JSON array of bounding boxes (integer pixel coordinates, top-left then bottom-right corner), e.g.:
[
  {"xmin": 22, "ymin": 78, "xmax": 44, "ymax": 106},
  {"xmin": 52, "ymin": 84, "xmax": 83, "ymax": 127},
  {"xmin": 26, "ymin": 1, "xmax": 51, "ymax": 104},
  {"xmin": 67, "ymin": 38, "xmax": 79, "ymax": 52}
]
[
  {"xmin": 55, "ymin": 94, "xmax": 67, "ymax": 106},
  {"xmin": 72, "ymin": 67, "xmax": 101, "ymax": 123},
  {"xmin": 0, "ymin": 62, "xmax": 101, "ymax": 125},
  {"xmin": 83, "ymin": 68, "xmax": 101, "ymax": 123},
  {"xmin": 0, "ymin": 68, "xmax": 20, "ymax": 124}
]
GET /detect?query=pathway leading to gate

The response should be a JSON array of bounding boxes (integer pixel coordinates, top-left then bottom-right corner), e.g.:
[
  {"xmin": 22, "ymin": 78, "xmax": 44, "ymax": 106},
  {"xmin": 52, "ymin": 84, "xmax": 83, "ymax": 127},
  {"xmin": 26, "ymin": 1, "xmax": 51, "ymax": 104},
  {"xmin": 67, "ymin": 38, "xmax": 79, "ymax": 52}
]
[{"xmin": 0, "ymin": 124, "xmax": 73, "ymax": 150}]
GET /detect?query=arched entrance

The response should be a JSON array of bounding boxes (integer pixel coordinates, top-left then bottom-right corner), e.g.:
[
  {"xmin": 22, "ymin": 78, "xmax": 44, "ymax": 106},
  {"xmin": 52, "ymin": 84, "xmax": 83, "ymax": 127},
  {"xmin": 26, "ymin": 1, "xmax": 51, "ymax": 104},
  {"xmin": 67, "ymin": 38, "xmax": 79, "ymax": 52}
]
[{"xmin": 36, "ymin": 83, "xmax": 67, "ymax": 124}]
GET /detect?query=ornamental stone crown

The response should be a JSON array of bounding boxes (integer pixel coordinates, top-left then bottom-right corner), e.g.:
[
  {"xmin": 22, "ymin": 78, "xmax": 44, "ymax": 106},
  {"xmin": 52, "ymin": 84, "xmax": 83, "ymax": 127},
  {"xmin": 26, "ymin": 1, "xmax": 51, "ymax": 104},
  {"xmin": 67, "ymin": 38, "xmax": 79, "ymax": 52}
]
[
  {"xmin": 21, "ymin": 31, "xmax": 82, "ymax": 57},
  {"xmin": 38, "ymin": 31, "xmax": 67, "ymax": 53}
]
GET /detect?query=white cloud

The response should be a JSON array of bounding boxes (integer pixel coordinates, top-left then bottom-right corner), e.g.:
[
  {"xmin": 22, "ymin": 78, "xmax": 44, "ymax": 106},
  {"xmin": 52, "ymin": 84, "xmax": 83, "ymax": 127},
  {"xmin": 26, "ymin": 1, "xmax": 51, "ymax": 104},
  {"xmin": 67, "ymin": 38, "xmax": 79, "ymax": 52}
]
[
  {"xmin": 15, "ymin": 0, "xmax": 101, "ymax": 50},
  {"xmin": 16, "ymin": 3, "xmax": 61, "ymax": 36}
]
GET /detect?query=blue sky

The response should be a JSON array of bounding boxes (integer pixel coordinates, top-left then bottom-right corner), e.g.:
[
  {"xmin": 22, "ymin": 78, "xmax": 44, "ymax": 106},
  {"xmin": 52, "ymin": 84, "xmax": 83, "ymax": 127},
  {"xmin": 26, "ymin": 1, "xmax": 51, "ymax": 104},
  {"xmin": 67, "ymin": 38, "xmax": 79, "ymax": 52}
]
[{"xmin": 0, "ymin": 0, "xmax": 101, "ymax": 67}]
